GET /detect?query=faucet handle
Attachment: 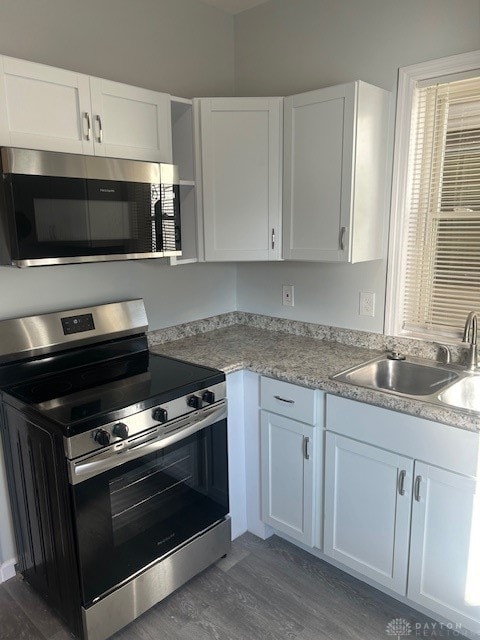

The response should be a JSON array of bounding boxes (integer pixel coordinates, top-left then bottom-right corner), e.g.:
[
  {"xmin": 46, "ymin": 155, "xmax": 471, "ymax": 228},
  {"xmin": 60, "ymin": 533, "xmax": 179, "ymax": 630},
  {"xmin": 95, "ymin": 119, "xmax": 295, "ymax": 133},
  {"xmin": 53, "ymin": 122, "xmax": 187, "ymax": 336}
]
[{"xmin": 435, "ymin": 343, "xmax": 451, "ymax": 365}]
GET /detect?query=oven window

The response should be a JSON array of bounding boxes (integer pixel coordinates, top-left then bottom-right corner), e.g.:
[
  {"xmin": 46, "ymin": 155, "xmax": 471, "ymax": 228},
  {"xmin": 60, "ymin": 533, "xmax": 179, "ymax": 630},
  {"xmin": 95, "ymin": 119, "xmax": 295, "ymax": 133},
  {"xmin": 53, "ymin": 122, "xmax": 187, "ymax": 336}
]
[
  {"xmin": 72, "ymin": 419, "xmax": 228, "ymax": 605},
  {"xmin": 109, "ymin": 443, "xmax": 197, "ymax": 546}
]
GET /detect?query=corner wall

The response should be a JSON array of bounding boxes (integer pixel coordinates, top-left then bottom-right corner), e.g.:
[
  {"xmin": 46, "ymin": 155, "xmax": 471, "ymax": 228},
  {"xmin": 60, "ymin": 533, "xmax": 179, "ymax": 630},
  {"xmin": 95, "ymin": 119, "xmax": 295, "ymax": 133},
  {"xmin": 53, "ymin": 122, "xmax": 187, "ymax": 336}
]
[{"xmin": 234, "ymin": 0, "xmax": 480, "ymax": 332}]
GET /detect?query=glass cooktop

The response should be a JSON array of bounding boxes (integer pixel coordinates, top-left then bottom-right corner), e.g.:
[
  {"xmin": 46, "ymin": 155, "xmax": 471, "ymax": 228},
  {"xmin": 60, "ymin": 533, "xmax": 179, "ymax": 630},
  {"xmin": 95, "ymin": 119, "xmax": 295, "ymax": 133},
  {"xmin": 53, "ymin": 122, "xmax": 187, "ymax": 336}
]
[{"xmin": 3, "ymin": 349, "xmax": 224, "ymax": 432}]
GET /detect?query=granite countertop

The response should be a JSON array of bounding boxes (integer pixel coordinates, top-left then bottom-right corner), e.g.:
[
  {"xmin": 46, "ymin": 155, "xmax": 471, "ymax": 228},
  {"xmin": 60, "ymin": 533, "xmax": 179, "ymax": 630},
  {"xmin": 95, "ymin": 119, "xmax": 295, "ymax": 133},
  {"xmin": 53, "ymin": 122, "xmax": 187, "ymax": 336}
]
[{"xmin": 151, "ymin": 324, "xmax": 480, "ymax": 433}]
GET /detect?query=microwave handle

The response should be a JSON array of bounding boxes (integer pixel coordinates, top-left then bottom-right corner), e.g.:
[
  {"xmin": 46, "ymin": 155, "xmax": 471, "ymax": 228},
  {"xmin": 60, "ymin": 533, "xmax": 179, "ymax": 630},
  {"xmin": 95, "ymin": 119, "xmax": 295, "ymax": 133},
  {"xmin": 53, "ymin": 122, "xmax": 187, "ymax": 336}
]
[
  {"xmin": 154, "ymin": 196, "xmax": 163, "ymax": 251},
  {"xmin": 68, "ymin": 400, "xmax": 227, "ymax": 485}
]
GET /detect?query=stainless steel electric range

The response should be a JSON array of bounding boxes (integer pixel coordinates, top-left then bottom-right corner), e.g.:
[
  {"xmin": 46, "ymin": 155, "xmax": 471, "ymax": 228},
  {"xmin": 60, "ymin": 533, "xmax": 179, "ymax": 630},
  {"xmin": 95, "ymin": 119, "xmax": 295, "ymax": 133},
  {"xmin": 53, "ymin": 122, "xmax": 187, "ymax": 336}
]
[{"xmin": 0, "ymin": 299, "xmax": 230, "ymax": 640}]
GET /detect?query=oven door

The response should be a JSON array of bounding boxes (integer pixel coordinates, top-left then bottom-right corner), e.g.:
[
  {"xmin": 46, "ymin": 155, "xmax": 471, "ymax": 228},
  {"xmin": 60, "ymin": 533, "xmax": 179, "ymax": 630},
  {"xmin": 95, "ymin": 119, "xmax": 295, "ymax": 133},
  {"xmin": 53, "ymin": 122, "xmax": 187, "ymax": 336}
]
[{"xmin": 70, "ymin": 403, "xmax": 228, "ymax": 606}]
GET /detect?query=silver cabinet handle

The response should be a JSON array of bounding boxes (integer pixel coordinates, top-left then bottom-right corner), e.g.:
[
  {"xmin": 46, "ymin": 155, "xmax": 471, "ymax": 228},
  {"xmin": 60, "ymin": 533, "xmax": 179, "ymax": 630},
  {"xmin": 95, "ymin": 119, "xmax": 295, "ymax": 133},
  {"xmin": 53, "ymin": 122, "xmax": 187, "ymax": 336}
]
[
  {"xmin": 340, "ymin": 226, "xmax": 347, "ymax": 250},
  {"xmin": 271, "ymin": 228, "xmax": 275, "ymax": 250},
  {"xmin": 397, "ymin": 470, "xmax": 406, "ymax": 496},
  {"xmin": 274, "ymin": 395, "xmax": 294, "ymax": 404},
  {"xmin": 303, "ymin": 436, "xmax": 310, "ymax": 460},
  {"xmin": 83, "ymin": 112, "xmax": 91, "ymax": 141},
  {"xmin": 95, "ymin": 114, "xmax": 103, "ymax": 143},
  {"xmin": 414, "ymin": 475, "xmax": 422, "ymax": 501}
]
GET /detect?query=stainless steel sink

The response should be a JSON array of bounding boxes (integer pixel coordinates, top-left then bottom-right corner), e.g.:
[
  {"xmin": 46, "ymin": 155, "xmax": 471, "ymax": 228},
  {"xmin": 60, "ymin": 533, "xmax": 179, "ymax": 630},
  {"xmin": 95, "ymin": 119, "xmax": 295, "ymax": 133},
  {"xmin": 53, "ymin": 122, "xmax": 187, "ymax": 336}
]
[
  {"xmin": 337, "ymin": 358, "xmax": 459, "ymax": 396},
  {"xmin": 437, "ymin": 375, "xmax": 480, "ymax": 413}
]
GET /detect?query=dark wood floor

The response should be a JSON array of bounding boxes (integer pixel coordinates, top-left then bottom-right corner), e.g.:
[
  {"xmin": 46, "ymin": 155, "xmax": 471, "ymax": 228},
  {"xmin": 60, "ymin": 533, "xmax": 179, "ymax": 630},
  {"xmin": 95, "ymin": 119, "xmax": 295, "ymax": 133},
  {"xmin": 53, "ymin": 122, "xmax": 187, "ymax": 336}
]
[{"xmin": 0, "ymin": 532, "xmax": 452, "ymax": 640}]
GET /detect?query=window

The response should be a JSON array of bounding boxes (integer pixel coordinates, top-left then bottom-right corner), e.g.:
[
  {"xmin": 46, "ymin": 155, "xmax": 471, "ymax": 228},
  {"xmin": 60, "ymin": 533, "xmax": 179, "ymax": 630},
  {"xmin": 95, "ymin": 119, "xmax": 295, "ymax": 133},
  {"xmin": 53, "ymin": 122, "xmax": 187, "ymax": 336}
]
[{"xmin": 387, "ymin": 51, "xmax": 480, "ymax": 341}]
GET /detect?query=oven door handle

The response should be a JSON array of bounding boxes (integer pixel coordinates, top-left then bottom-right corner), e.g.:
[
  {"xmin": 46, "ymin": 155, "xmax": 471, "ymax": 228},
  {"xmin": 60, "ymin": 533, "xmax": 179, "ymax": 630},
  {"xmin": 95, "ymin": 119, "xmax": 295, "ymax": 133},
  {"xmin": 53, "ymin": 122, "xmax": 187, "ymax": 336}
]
[{"xmin": 68, "ymin": 401, "xmax": 227, "ymax": 485}]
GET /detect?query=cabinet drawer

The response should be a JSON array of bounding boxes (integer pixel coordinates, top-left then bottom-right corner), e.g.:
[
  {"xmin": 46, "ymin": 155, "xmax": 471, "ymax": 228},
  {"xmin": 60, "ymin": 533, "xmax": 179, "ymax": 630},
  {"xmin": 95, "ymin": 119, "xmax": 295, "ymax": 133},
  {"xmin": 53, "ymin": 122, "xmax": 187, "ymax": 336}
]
[{"xmin": 260, "ymin": 377, "xmax": 319, "ymax": 425}]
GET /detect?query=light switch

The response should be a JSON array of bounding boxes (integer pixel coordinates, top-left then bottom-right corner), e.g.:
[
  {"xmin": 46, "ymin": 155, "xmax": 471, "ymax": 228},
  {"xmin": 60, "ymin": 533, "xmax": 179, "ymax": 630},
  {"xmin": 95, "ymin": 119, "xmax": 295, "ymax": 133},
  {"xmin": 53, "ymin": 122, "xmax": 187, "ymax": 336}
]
[{"xmin": 359, "ymin": 291, "xmax": 375, "ymax": 317}]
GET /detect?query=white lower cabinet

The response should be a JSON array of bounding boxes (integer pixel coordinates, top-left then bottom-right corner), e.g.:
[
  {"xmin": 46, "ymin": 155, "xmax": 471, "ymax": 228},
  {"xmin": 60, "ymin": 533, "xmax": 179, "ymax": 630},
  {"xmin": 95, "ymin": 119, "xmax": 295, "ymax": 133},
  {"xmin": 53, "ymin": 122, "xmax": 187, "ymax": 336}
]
[
  {"xmin": 325, "ymin": 395, "xmax": 480, "ymax": 636},
  {"xmin": 261, "ymin": 410, "xmax": 316, "ymax": 546},
  {"xmin": 324, "ymin": 433, "xmax": 413, "ymax": 594},
  {"xmin": 408, "ymin": 463, "xmax": 480, "ymax": 634},
  {"xmin": 259, "ymin": 377, "xmax": 324, "ymax": 548}
]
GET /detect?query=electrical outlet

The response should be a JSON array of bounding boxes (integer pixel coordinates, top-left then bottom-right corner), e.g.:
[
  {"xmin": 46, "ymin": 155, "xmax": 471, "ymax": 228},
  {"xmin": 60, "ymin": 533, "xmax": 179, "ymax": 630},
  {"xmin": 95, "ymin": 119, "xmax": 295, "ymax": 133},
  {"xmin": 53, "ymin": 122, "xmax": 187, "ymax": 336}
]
[
  {"xmin": 282, "ymin": 285, "xmax": 294, "ymax": 307},
  {"xmin": 359, "ymin": 291, "xmax": 375, "ymax": 317}
]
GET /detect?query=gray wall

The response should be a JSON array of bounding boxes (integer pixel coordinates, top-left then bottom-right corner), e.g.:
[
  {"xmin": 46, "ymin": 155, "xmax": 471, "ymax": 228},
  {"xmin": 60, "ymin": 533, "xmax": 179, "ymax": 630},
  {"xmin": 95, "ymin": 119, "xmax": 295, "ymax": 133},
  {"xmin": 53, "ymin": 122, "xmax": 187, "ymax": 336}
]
[
  {"xmin": 0, "ymin": 0, "xmax": 234, "ymax": 98},
  {"xmin": 0, "ymin": 261, "xmax": 236, "ymax": 327},
  {"xmin": 234, "ymin": 0, "xmax": 480, "ymax": 332}
]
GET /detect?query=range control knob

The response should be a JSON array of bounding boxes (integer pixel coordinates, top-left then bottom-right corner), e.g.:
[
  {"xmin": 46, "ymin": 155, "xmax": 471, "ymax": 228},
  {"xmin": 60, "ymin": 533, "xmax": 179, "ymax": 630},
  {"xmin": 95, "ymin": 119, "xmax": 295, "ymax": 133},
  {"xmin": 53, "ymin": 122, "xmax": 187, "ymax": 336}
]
[
  {"xmin": 187, "ymin": 395, "xmax": 202, "ymax": 410},
  {"xmin": 202, "ymin": 390, "xmax": 215, "ymax": 405},
  {"xmin": 113, "ymin": 423, "xmax": 129, "ymax": 439},
  {"xmin": 94, "ymin": 429, "xmax": 111, "ymax": 447},
  {"xmin": 152, "ymin": 407, "xmax": 168, "ymax": 423}
]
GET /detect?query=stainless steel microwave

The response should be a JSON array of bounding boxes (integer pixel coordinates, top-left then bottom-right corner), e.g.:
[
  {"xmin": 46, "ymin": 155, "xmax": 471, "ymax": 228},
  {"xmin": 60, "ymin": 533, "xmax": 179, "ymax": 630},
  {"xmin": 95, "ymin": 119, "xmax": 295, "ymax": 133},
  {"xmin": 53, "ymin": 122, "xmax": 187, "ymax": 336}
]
[{"xmin": 0, "ymin": 147, "xmax": 181, "ymax": 267}]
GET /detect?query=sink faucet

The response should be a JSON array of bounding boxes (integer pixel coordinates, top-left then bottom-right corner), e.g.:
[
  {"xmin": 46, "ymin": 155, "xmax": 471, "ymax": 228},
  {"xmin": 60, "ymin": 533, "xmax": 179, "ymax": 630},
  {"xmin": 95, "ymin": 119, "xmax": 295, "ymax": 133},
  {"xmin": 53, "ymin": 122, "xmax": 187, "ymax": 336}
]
[{"xmin": 462, "ymin": 311, "xmax": 478, "ymax": 371}]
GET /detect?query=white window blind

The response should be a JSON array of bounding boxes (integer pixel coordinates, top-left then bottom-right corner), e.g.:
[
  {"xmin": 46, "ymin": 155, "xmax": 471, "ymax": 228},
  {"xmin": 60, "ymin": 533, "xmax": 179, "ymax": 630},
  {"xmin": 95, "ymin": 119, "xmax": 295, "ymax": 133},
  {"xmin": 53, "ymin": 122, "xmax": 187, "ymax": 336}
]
[{"xmin": 403, "ymin": 75, "xmax": 480, "ymax": 338}]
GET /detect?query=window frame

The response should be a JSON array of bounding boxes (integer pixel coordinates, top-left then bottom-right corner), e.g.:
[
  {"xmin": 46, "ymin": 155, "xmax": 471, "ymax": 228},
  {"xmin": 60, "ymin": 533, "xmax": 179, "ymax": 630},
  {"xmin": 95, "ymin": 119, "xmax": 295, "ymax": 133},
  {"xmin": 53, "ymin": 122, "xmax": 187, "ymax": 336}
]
[{"xmin": 385, "ymin": 49, "xmax": 480, "ymax": 342}]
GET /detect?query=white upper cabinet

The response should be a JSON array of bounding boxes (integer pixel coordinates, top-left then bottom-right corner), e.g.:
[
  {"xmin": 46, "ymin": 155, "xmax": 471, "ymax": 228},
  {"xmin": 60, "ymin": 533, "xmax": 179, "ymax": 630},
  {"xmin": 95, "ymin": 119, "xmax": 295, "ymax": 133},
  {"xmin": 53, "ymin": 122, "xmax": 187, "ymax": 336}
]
[
  {"xmin": 283, "ymin": 81, "xmax": 390, "ymax": 262},
  {"xmin": 0, "ymin": 56, "xmax": 390, "ymax": 263},
  {"xmin": 0, "ymin": 56, "xmax": 94, "ymax": 154},
  {"xmin": 89, "ymin": 78, "xmax": 171, "ymax": 162},
  {"xmin": 0, "ymin": 56, "xmax": 171, "ymax": 163},
  {"xmin": 198, "ymin": 97, "xmax": 282, "ymax": 261}
]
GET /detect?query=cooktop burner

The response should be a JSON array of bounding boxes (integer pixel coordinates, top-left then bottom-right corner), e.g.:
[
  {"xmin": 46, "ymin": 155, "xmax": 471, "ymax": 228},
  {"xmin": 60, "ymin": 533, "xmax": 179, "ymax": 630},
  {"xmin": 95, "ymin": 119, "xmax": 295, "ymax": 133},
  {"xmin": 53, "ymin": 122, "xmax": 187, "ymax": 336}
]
[{"xmin": 30, "ymin": 379, "xmax": 74, "ymax": 398}]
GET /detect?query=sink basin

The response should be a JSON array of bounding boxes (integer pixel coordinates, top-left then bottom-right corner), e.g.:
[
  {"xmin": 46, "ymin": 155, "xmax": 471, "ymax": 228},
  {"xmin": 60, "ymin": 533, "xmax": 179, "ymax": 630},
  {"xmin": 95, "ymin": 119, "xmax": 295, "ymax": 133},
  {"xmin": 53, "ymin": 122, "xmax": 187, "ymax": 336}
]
[
  {"xmin": 334, "ymin": 355, "xmax": 480, "ymax": 415},
  {"xmin": 438, "ymin": 376, "xmax": 480, "ymax": 413},
  {"xmin": 334, "ymin": 357, "xmax": 459, "ymax": 397}
]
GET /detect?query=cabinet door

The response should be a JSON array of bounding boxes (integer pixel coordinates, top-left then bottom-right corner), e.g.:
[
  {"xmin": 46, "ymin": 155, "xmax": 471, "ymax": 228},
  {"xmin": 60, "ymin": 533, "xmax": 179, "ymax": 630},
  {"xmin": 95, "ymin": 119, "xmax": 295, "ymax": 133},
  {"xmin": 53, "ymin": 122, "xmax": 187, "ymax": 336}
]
[
  {"xmin": 200, "ymin": 98, "xmax": 282, "ymax": 261},
  {"xmin": 261, "ymin": 411, "xmax": 315, "ymax": 545},
  {"xmin": 283, "ymin": 84, "xmax": 355, "ymax": 262},
  {"xmin": 408, "ymin": 463, "xmax": 480, "ymax": 634},
  {"xmin": 89, "ymin": 78, "xmax": 172, "ymax": 162},
  {"xmin": 0, "ymin": 56, "xmax": 93, "ymax": 154},
  {"xmin": 324, "ymin": 433, "xmax": 413, "ymax": 594}
]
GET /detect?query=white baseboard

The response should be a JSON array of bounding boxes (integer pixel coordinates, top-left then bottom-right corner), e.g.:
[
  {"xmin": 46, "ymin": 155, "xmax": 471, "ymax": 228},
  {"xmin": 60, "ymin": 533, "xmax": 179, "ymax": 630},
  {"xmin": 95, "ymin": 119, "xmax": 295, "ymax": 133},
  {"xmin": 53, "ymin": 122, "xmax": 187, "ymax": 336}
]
[{"xmin": 0, "ymin": 558, "xmax": 16, "ymax": 583}]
